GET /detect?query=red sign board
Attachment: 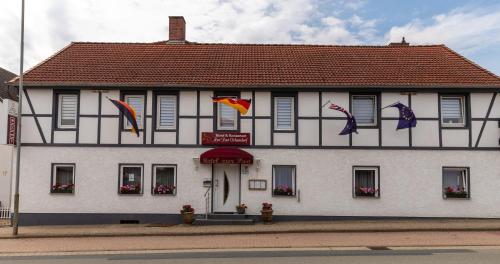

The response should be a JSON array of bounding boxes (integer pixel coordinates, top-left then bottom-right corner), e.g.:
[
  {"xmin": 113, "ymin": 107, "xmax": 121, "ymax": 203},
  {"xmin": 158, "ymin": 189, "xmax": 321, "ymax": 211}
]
[
  {"xmin": 202, "ymin": 132, "xmax": 250, "ymax": 146},
  {"xmin": 7, "ymin": 115, "xmax": 17, "ymax": 145}
]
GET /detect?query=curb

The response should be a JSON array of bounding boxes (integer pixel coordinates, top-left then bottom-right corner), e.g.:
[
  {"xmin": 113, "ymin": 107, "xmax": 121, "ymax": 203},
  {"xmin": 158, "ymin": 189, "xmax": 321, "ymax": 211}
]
[{"xmin": 2, "ymin": 227, "xmax": 500, "ymax": 239}]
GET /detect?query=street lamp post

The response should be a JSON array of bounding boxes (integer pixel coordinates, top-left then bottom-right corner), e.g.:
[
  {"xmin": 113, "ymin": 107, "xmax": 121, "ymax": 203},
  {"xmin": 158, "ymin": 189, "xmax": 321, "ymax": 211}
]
[{"xmin": 12, "ymin": 0, "xmax": 25, "ymax": 236}]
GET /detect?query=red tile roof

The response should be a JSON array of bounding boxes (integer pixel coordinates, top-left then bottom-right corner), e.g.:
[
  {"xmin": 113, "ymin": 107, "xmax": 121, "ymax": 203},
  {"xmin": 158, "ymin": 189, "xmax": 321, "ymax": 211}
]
[{"xmin": 18, "ymin": 42, "xmax": 500, "ymax": 89}]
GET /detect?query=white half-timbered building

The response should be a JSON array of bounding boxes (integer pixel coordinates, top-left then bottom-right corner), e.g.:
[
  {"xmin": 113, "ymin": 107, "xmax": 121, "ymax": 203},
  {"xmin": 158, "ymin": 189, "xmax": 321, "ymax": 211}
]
[{"xmin": 10, "ymin": 17, "xmax": 500, "ymax": 225}]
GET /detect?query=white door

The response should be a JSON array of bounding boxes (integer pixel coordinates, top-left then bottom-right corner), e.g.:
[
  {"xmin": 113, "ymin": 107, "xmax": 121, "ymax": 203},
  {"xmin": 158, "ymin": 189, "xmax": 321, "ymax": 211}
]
[{"xmin": 213, "ymin": 164, "xmax": 240, "ymax": 212}]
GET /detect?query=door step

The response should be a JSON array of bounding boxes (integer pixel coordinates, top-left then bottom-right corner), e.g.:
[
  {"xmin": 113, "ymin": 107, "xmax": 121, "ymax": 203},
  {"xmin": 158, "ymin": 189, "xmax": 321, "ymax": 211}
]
[
  {"xmin": 193, "ymin": 218, "xmax": 254, "ymax": 226},
  {"xmin": 208, "ymin": 213, "xmax": 248, "ymax": 220}
]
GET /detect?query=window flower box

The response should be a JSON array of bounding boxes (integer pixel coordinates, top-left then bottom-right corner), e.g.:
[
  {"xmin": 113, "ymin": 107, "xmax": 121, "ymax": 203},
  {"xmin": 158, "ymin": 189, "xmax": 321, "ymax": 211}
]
[
  {"xmin": 273, "ymin": 185, "xmax": 294, "ymax": 196},
  {"xmin": 444, "ymin": 186, "xmax": 468, "ymax": 199},
  {"xmin": 153, "ymin": 184, "xmax": 176, "ymax": 195},
  {"xmin": 51, "ymin": 184, "xmax": 74, "ymax": 194},
  {"xmin": 120, "ymin": 184, "xmax": 141, "ymax": 194},
  {"xmin": 355, "ymin": 187, "xmax": 378, "ymax": 197}
]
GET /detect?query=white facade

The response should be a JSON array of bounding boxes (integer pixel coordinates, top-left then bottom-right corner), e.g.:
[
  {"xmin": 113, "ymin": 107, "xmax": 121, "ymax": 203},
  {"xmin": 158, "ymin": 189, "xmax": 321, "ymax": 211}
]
[
  {"xmin": 0, "ymin": 99, "xmax": 17, "ymax": 209},
  {"xmin": 15, "ymin": 88, "xmax": 500, "ymax": 224}
]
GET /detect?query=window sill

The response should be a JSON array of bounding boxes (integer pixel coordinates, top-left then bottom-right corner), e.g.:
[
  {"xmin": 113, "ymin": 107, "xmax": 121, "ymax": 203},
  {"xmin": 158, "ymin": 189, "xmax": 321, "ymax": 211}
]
[
  {"xmin": 272, "ymin": 194, "xmax": 296, "ymax": 197},
  {"xmin": 118, "ymin": 192, "xmax": 143, "ymax": 196},
  {"xmin": 443, "ymin": 196, "xmax": 470, "ymax": 200},
  {"xmin": 50, "ymin": 191, "xmax": 74, "ymax": 195},
  {"xmin": 152, "ymin": 193, "xmax": 176, "ymax": 196},
  {"xmin": 353, "ymin": 195, "xmax": 380, "ymax": 199}
]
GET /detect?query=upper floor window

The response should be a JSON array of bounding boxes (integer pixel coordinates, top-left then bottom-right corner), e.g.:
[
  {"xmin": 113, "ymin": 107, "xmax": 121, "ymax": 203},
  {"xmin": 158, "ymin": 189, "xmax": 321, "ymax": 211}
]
[
  {"xmin": 124, "ymin": 94, "xmax": 144, "ymax": 129},
  {"xmin": 352, "ymin": 95, "xmax": 377, "ymax": 126},
  {"xmin": 51, "ymin": 164, "xmax": 75, "ymax": 194},
  {"xmin": 57, "ymin": 94, "xmax": 78, "ymax": 129},
  {"xmin": 441, "ymin": 96, "xmax": 466, "ymax": 127},
  {"xmin": 157, "ymin": 95, "xmax": 177, "ymax": 130},
  {"xmin": 217, "ymin": 96, "xmax": 238, "ymax": 131},
  {"xmin": 119, "ymin": 164, "xmax": 143, "ymax": 195},
  {"xmin": 272, "ymin": 165, "xmax": 296, "ymax": 196},
  {"xmin": 353, "ymin": 166, "xmax": 379, "ymax": 198},
  {"xmin": 152, "ymin": 164, "xmax": 177, "ymax": 195},
  {"xmin": 274, "ymin": 97, "xmax": 294, "ymax": 130}
]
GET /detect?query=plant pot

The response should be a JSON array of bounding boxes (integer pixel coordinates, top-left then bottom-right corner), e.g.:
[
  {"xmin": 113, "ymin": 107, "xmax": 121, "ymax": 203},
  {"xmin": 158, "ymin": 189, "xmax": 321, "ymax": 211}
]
[
  {"xmin": 181, "ymin": 212, "xmax": 194, "ymax": 224},
  {"xmin": 260, "ymin": 209, "xmax": 273, "ymax": 223},
  {"xmin": 236, "ymin": 208, "xmax": 246, "ymax": 214}
]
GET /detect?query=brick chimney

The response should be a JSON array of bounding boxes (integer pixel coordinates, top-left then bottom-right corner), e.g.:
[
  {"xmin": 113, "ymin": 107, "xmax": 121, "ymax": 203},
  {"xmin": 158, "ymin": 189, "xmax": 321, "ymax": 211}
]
[{"xmin": 168, "ymin": 16, "xmax": 186, "ymax": 42}]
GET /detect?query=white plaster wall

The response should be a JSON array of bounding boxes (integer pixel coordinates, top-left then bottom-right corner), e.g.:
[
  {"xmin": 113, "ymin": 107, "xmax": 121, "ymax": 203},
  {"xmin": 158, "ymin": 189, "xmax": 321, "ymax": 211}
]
[
  {"xmin": 25, "ymin": 89, "xmax": 53, "ymax": 114},
  {"xmin": 381, "ymin": 120, "xmax": 409, "ymax": 146},
  {"xmin": 489, "ymin": 93, "xmax": 500, "ymax": 118},
  {"xmin": 21, "ymin": 117, "xmax": 42, "ymax": 143},
  {"xmin": 146, "ymin": 90, "xmax": 153, "ymax": 116},
  {"xmin": 79, "ymin": 117, "xmax": 98, "ymax": 144},
  {"xmin": 100, "ymin": 117, "xmax": 119, "ymax": 144},
  {"xmin": 441, "ymin": 129, "xmax": 469, "ymax": 147},
  {"xmin": 298, "ymin": 120, "xmax": 319, "ymax": 146},
  {"xmin": 322, "ymin": 92, "xmax": 348, "ymax": 117},
  {"xmin": 53, "ymin": 131, "xmax": 76, "ymax": 144},
  {"xmin": 79, "ymin": 91, "xmax": 99, "ymax": 115},
  {"xmin": 298, "ymin": 92, "xmax": 318, "ymax": 117},
  {"xmin": 273, "ymin": 133, "xmax": 295, "ymax": 146},
  {"xmin": 412, "ymin": 93, "xmax": 438, "ymax": 118},
  {"xmin": 179, "ymin": 91, "xmax": 197, "ymax": 116},
  {"xmin": 121, "ymin": 131, "xmax": 143, "ymax": 144},
  {"xmin": 241, "ymin": 119, "xmax": 252, "ymax": 135},
  {"xmin": 19, "ymin": 147, "xmax": 500, "ymax": 218},
  {"xmin": 381, "ymin": 93, "xmax": 408, "ymax": 118},
  {"xmin": 254, "ymin": 92, "xmax": 271, "ymax": 116},
  {"xmin": 0, "ymin": 101, "xmax": 4, "ymax": 145},
  {"xmin": 154, "ymin": 132, "xmax": 176, "ymax": 144},
  {"xmin": 199, "ymin": 91, "xmax": 213, "ymax": 116},
  {"xmin": 470, "ymin": 93, "xmax": 494, "ymax": 118},
  {"xmin": 254, "ymin": 119, "xmax": 271, "ymax": 145},
  {"xmin": 145, "ymin": 118, "xmax": 152, "ymax": 144},
  {"xmin": 321, "ymin": 120, "xmax": 349, "ymax": 146},
  {"xmin": 199, "ymin": 118, "xmax": 213, "ymax": 141},
  {"xmin": 38, "ymin": 117, "xmax": 52, "ymax": 143},
  {"xmin": 476, "ymin": 121, "xmax": 499, "ymax": 147},
  {"xmin": 178, "ymin": 119, "xmax": 196, "ymax": 144},
  {"xmin": 101, "ymin": 90, "xmax": 120, "ymax": 115},
  {"xmin": 412, "ymin": 121, "xmax": 439, "ymax": 147},
  {"xmin": 0, "ymin": 145, "xmax": 14, "ymax": 208},
  {"xmin": 352, "ymin": 129, "xmax": 378, "ymax": 146}
]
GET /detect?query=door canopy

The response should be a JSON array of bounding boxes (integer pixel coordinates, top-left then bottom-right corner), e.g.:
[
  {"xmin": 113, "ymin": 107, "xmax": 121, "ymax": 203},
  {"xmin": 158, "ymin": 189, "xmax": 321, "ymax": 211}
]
[{"xmin": 200, "ymin": 147, "xmax": 253, "ymax": 164}]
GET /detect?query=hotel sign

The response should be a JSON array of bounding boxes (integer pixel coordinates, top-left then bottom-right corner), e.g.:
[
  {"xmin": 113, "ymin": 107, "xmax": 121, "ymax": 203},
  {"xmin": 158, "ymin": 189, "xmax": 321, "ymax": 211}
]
[
  {"xmin": 7, "ymin": 115, "xmax": 17, "ymax": 145},
  {"xmin": 202, "ymin": 132, "xmax": 250, "ymax": 146}
]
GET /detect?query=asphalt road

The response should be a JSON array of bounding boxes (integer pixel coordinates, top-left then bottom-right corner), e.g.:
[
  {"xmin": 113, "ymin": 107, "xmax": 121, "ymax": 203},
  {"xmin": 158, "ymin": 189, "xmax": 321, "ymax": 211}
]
[{"xmin": 1, "ymin": 248, "xmax": 500, "ymax": 264}]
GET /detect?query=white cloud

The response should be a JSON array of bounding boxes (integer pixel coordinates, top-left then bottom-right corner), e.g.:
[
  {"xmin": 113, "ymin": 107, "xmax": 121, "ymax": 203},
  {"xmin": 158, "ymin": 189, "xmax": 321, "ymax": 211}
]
[
  {"xmin": 387, "ymin": 8, "xmax": 500, "ymax": 55},
  {"xmin": 0, "ymin": 0, "xmax": 377, "ymax": 73}
]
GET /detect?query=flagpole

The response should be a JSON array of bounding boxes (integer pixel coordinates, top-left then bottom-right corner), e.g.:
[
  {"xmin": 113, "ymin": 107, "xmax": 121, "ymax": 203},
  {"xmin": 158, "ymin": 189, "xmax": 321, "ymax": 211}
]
[{"xmin": 12, "ymin": 0, "xmax": 25, "ymax": 236}]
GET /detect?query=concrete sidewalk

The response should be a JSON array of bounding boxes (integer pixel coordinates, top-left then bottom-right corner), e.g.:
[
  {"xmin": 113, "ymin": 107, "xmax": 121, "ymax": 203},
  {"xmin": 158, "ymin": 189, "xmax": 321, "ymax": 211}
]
[{"xmin": 2, "ymin": 219, "xmax": 500, "ymax": 239}]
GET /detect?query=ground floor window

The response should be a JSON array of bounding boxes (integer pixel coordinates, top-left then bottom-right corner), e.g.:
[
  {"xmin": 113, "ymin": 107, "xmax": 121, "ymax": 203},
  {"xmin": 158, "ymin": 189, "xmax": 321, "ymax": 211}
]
[
  {"xmin": 443, "ymin": 167, "xmax": 470, "ymax": 199},
  {"xmin": 51, "ymin": 164, "xmax": 75, "ymax": 194},
  {"xmin": 119, "ymin": 164, "xmax": 143, "ymax": 195},
  {"xmin": 353, "ymin": 166, "xmax": 380, "ymax": 198},
  {"xmin": 272, "ymin": 165, "xmax": 296, "ymax": 196},
  {"xmin": 152, "ymin": 164, "xmax": 176, "ymax": 195}
]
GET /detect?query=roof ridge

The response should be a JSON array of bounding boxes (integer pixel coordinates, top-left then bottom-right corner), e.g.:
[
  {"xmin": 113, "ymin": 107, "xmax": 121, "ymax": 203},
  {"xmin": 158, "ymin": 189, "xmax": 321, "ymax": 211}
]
[{"xmin": 440, "ymin": 45, "xmax": 500, "ymax": 80}]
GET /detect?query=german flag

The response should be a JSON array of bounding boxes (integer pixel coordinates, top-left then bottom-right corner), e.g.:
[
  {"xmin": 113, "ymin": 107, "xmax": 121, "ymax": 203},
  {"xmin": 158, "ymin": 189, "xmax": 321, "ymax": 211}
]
[
  {"xmin": 212, "ymin": 97, "xmax": 252, "ymax": 115},
  {"xmin": 108, "ymin": 98, "xmax": 140, "ymax": 137}
]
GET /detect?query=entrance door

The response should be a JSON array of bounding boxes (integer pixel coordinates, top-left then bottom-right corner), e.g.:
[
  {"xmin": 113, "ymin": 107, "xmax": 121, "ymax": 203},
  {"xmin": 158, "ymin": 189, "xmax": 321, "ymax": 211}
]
[{"xmin": 213, "ymin": 164, "xmax": 240, "ymax": 213}]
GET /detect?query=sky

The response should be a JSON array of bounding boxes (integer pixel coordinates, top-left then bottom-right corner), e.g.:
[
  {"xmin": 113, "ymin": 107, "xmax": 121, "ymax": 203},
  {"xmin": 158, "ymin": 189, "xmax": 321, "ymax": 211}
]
[{"xmin": 1, "ymin": 0, "xmax": 499, "ymax": 75}]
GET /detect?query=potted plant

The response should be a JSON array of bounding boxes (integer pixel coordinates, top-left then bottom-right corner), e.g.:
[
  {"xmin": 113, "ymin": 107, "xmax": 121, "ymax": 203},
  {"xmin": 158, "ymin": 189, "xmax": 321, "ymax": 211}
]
[
  {"xmin": 273, "ymin": 185, "xmax": 294, "ymax": 196},
  {"xmin": 51, "ymin": 184, "xmax": 74, "ymax": 194},
  {"xmin": 120, "ymin": 184, "xmax": 141, "ymax": 194},
  {"xmin": 153, "ymin": 184, "xmax": 176, "ymax": 195},
  {"xmin": 260, "ymin": 202, "xmax": 273, "ymax": 223},
  {"xmin": 180, "ymin": 205, "xmax": 195, "ymax": 224},
  {"xmin": 444, "ymin": 186, "xmax": 468, "ymax": 198},
  {"xmin": 355, "ymin": 187, "xmax": 378, "ymax": 197},
  {"xmin": 236, "ymin": 204, "xmax": 247, "ymax": 214}
]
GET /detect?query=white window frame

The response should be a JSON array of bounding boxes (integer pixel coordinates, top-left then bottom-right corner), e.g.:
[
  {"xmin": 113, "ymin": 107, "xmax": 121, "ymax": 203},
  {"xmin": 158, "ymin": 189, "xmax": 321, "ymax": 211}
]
[
  {"xmin": 57, "ymin": 94, "xmax": 78, "ymax": 129},
  {"xmin": 442, "ymin": 167, "xmax": 470, "ymax": 199},
  {"xmin": 274, "ymin": 97, "xmax": 295, "ymax": 131},
  {"xmin": 123, "ymin": 94, "xmax": 145, "ymax": 130},
  {"xmin": 51, "ymin": 164, "xmax": 75, "ymax": 194},
  {"xmin": 351, "ymin": 95, "xmax": 377, "ymax": 126},
  {"xmin": 156, "ymin": 95, "xmax": 177, "ymax": 130},
  {"xmin": 272, "ymin": 165, "xmax": 296, "ymax": 196},
  {"xmin": 217, "ymin": 96, "xmax": 238, "ymax": 131},
  {"xmin": 353, "ymin": 166, "xmax": 380, "ymax": 198},
  {"xmin": 119, "ymin": 164, "xmax": 144, "ymax": 195},
  {"xmin": 152, "ymin": 164, "xmax": 177, "ymax": 195},
  {"xmin": 440, "ymin": 96, "xmax": 466, "ymax": 127}
]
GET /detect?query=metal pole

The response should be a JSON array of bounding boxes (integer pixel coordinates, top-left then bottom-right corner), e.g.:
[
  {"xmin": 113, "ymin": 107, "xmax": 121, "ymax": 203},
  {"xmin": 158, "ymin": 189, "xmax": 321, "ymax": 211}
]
[{"xmin": 12, "ymin": 0, "xmax": 25, "ymax": 236}]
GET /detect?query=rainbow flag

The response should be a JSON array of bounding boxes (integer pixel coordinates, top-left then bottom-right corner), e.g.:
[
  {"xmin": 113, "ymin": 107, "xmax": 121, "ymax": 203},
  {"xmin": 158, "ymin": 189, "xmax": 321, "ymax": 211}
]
[
  {"xmin": 212, "ymin": 97, "xmax": 252, "ymax": 115},
  {"xmin": 108, "ymin": 98, "xmax": 140, "ymax": 137}
]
